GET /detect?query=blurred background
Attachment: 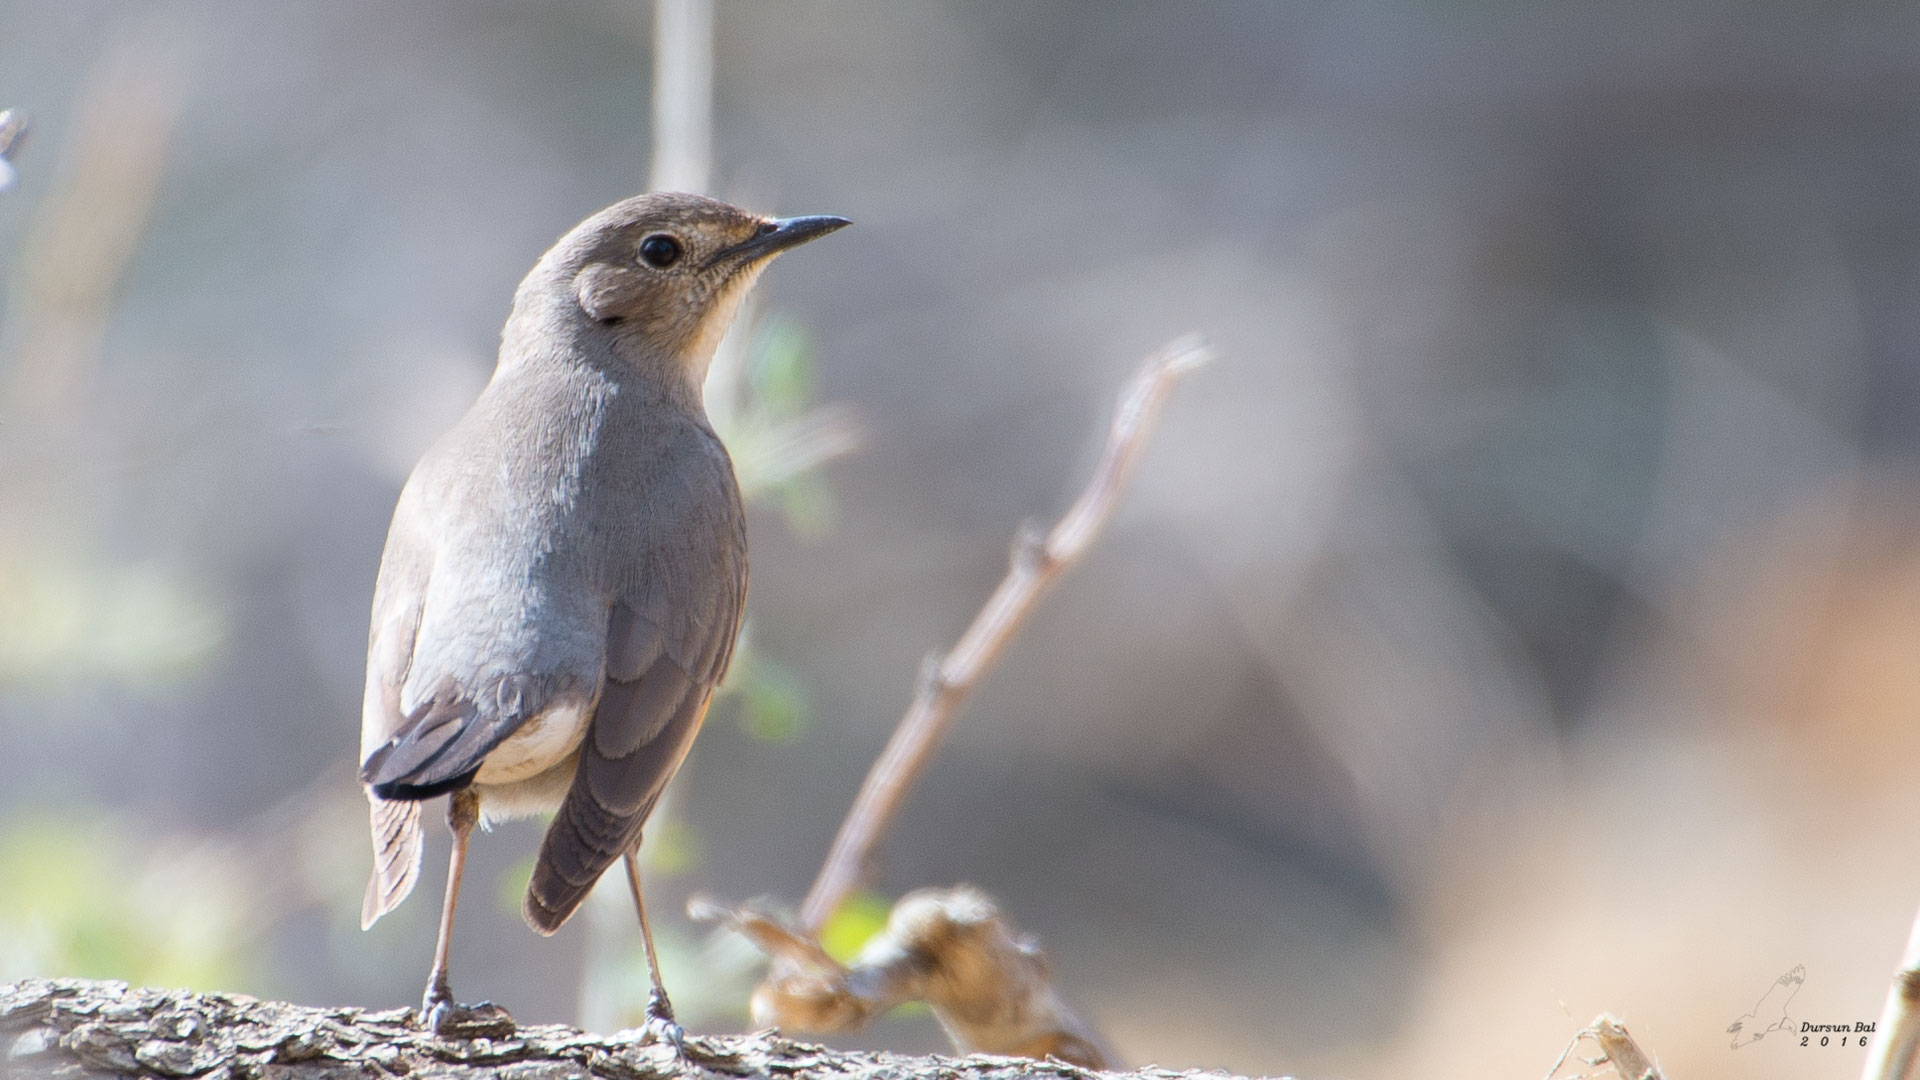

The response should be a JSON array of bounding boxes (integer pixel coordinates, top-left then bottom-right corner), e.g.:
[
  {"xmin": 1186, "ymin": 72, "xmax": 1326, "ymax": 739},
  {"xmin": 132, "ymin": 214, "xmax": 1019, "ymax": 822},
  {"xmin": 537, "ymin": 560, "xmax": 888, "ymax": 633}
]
[{"xmin": 2, "ymin": 3, "xmax": 1919, "ymax": 1078}]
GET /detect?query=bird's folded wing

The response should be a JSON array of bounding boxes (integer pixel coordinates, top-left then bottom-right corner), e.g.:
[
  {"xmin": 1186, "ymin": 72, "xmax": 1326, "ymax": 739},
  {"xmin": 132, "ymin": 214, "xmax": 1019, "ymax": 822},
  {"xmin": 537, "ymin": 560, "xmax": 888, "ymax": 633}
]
[{"xmin": 524, "ymin": 570, "xmax": 744, "ymax": 932}]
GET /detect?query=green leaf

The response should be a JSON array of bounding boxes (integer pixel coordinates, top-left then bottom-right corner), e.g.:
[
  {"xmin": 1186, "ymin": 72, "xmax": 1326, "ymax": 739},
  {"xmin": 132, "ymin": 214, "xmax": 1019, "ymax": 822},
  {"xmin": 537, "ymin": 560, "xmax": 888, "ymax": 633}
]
[
  {"xmin": 0, "ymin": 811, "xmax": 251, "ymax": 991},
  {"xmin": 0, "ymin": 547, "xmax": 223, "ymax": 687},
  {"xmin": 496, "ymin": 854, "xmax": 536, "ymax": 916},
  {"xmin": 817, "ymin": 890, "xmax": 892, "ymax": 964},
  {"xmin": 738, "ymin": 657, "xmax": 810, "ymax": 743},
  {"xmin": 777, "ymin": 472, "xmax": 838, "ymax": 542},
  {"xmin": 749, "ymin": 319, "xmax": 816, "ymax": 416},
  {"xmin": 640, "ymin": 816, "xmax": 701, "ymax": 877}
]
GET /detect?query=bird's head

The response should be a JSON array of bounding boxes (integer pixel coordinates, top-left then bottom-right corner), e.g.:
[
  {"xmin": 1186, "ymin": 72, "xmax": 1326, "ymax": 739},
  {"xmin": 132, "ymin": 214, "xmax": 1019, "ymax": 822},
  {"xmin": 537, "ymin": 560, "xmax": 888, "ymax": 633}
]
[{"xmin": 521, "ymin": 192, "xmax": 848, "ymax": 384}]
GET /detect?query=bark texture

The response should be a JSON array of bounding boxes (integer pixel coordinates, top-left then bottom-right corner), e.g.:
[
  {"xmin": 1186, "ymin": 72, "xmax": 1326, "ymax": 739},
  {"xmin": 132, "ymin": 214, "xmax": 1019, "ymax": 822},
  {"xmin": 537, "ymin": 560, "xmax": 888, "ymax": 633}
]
[{"xmin": 0, "ymin": 979, "xmax": 1257, "ymax": 1080}]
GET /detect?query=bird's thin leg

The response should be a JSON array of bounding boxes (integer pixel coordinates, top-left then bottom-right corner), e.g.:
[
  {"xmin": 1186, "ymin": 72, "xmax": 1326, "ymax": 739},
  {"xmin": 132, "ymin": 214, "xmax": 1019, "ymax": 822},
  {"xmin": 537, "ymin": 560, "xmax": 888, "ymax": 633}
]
[
  {"xmin": 421, "ymin": 790, "xmax": 512, "ymax": 1037},
  {"xmin": 624, "ymin": 848, "xmax": 685, "ymax": 1051},
  {"xmin": 423, "ymin": 789, "xmax": 476, "ymax": 1019}
]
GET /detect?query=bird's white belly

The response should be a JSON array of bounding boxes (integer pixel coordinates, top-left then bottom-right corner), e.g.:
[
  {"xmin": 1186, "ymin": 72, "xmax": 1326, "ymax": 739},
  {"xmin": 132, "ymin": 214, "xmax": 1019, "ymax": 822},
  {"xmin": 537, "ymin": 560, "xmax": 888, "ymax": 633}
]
[{"xmin": 475, "ymin": 699, "xmax": 591, "ymax": 785}]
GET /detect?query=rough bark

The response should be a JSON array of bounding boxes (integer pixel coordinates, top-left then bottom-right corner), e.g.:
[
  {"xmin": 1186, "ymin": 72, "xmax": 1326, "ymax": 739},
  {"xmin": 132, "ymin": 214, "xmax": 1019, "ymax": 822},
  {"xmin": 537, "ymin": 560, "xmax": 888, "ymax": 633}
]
[{"xmin": 0, "ymin": 979, "xmax": 1259, "ymax": 1080}]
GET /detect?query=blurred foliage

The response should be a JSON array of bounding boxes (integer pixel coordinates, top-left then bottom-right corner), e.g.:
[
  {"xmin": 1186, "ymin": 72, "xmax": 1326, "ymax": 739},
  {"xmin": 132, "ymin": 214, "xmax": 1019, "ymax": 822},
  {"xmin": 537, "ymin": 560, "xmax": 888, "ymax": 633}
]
[
  {"xmin": 702, "ymin": 312, "xmax": 855, "ymax": 745},
  {"xmin": 750, "ymin": 319, "xmax": 818, "ymax": 417},
  {"xmin": 496, "ymin": 855, "xmax": 537, "ymax": 919},
  {"xmin": 0, "ymin": 544, "xmax": 223, "ymax": 688},
  {"xmin": 774, "ymin": 472, "xmax": 838, "ymax": 546},
  {"xmin": 815, "ymin": 892, "xmax": 929, "ymax": 1019},
  {"xmin": 710, "ymin": 313, "xmax": 858, "ymax": 533},
  {"xmin": 639, "ymin": 816, "xmax": 701, "ymax": 879},
  {"xmin": 0, "ymin": 811, "xmax": 252, "ymax": 991},
  {"xmin": 819, "ymin": 890, "xmax": 893, "ymax": 964},
  {"xmin": 581, "ymin": 910, "xmax": 768, "ymax": 1031},
  {"xmin": 726, "ymin": 629, "xmax": 811, "ymax": 743}
]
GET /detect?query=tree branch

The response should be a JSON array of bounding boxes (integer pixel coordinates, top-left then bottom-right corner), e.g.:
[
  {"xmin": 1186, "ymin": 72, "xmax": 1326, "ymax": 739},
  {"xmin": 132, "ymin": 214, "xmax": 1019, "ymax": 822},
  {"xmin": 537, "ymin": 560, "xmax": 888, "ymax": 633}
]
[
  {"xmin": 1862, "ymin": 902, "xmax": 1920, "ymax": 1080},
  {"xmin": 0, "ymin": 109, "xmax": 28, "ymax": 193},
  {"xmin": 0, "ymin": 979, "xmax": 1250, "ymax": 1080},
  {"xmin": 1544, "ymin": 1015, "xmax": 1664, "ymax": 1080},
  {"xmin": 649, "ymin": 0, "xmax": 711, "ymax": 194}
]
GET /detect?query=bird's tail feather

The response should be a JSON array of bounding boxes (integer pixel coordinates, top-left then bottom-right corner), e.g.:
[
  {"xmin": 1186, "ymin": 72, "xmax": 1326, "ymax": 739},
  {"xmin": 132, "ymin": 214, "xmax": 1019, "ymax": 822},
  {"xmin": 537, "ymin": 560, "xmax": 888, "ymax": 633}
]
[{"xmin": 361, "ymin": 793, "xmax": 423, "ymax": 929}]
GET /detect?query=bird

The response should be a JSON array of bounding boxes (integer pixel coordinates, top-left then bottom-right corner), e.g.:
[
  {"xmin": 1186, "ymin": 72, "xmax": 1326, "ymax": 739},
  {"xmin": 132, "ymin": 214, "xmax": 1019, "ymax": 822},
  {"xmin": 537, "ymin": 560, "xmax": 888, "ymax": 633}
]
[{"xmin": 355, "ymin": 192, "xmax": 848, "ymax": 1040}]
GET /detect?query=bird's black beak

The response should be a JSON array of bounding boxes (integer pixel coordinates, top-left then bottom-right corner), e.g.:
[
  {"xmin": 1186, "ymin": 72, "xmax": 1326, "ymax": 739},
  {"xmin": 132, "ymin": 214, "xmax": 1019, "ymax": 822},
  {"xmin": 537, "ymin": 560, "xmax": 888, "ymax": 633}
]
[{"xmin": 705, "ymin": 215, "xmax": 851, "ymax": 270}]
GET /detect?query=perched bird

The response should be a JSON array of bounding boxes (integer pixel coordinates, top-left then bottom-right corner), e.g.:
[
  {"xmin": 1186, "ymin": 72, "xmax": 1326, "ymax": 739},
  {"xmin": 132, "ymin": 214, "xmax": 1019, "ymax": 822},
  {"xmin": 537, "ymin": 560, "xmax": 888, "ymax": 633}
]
[{"xmin": 356, "ymin": 192, "xmax": 848, "ymax": 1039}]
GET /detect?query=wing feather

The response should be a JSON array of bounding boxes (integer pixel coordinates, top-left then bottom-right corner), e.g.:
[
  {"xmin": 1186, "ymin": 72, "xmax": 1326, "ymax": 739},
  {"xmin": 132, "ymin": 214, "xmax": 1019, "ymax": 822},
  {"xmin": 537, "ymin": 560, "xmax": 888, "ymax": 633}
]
[{"xmin": 523, "ymin": 641, "xmax": 718, "ymax": 932}]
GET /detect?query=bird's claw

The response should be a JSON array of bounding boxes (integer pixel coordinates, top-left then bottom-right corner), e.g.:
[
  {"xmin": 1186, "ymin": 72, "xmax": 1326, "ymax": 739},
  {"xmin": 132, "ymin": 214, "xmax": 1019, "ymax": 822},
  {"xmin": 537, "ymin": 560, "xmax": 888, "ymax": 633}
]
[
  {"xmin": 422, "ymin": 998, "xmax": 516, "ymax": 1040},
  {"xmin": 641, "ymin": 994, "xmax": 685, "ymax": 1056},
  {"xmin": 644, "ymin": 1014, "xmax": 686, "ymax": 1055}
]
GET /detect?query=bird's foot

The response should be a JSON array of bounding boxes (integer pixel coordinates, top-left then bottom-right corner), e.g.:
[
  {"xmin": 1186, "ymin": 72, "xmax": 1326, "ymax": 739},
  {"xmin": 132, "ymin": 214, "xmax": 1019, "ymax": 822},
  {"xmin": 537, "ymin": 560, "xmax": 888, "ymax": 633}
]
[
  {"xmin": 640, "ymin": 991, "xmax": 685, "ymax": 1056},
  {"xmin": 421, "ymin": 990, "xmax": 516, "ymax": 1040}
]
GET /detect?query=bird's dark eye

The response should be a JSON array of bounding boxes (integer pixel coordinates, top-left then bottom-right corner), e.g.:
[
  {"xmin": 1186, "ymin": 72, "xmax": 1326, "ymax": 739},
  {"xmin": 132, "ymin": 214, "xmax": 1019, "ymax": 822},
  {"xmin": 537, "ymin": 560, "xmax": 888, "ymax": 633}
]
[{"xmin": 639, "ymin": 234, "xmax": 683, "ymax": 268}]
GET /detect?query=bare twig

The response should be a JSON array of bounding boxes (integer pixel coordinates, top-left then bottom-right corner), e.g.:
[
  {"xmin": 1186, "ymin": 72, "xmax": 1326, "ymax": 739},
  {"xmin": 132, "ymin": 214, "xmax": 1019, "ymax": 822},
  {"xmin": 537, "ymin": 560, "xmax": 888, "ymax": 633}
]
[
  {"xmin": 1545, "ymin": 1014, "xmax": 1663, "ymax": 1080},
  {"xmin": 0, "ymin": 109, "xmax": 28, "ymax": 158},
  {"xmin": 1862, "ymin": 902, "xmax": 1920, "ymax": 1080},
  {"xmin": 703, "ymin": 337, "xmax": 1206, "ymax": 1063},
  {"xmin": 689, "ymin": 896, "xmax": 847, "ymax": 976},
  {"xmin": 0, "ymin": 109, "xmax": 29, "ymax": 192},
  {"xmin": 1590, "ymin": 1016, "xmax": 1662, "ymax": 1080},
  {"xmin": 695, "ymin": 887, "xmax": 1110, "ymax": 1068},
  {"xmin": 649, "ymin": 0, "xmax": 711, "ymax": 193},
  {"xmin": 3, "ymin": 28, "xmax": 189, "ymax": 412},
  {"xmin": 798, "ymin": 335, "xmax": 1212, "ymax": 933}
]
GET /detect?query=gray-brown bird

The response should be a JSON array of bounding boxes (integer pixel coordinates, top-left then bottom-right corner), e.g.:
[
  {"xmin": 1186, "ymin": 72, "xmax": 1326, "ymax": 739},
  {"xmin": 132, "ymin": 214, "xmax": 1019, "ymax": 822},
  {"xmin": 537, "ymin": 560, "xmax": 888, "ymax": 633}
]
[{"xmin": 356, "ymin": 192, "xmax": 848, "ymax": 1039}]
